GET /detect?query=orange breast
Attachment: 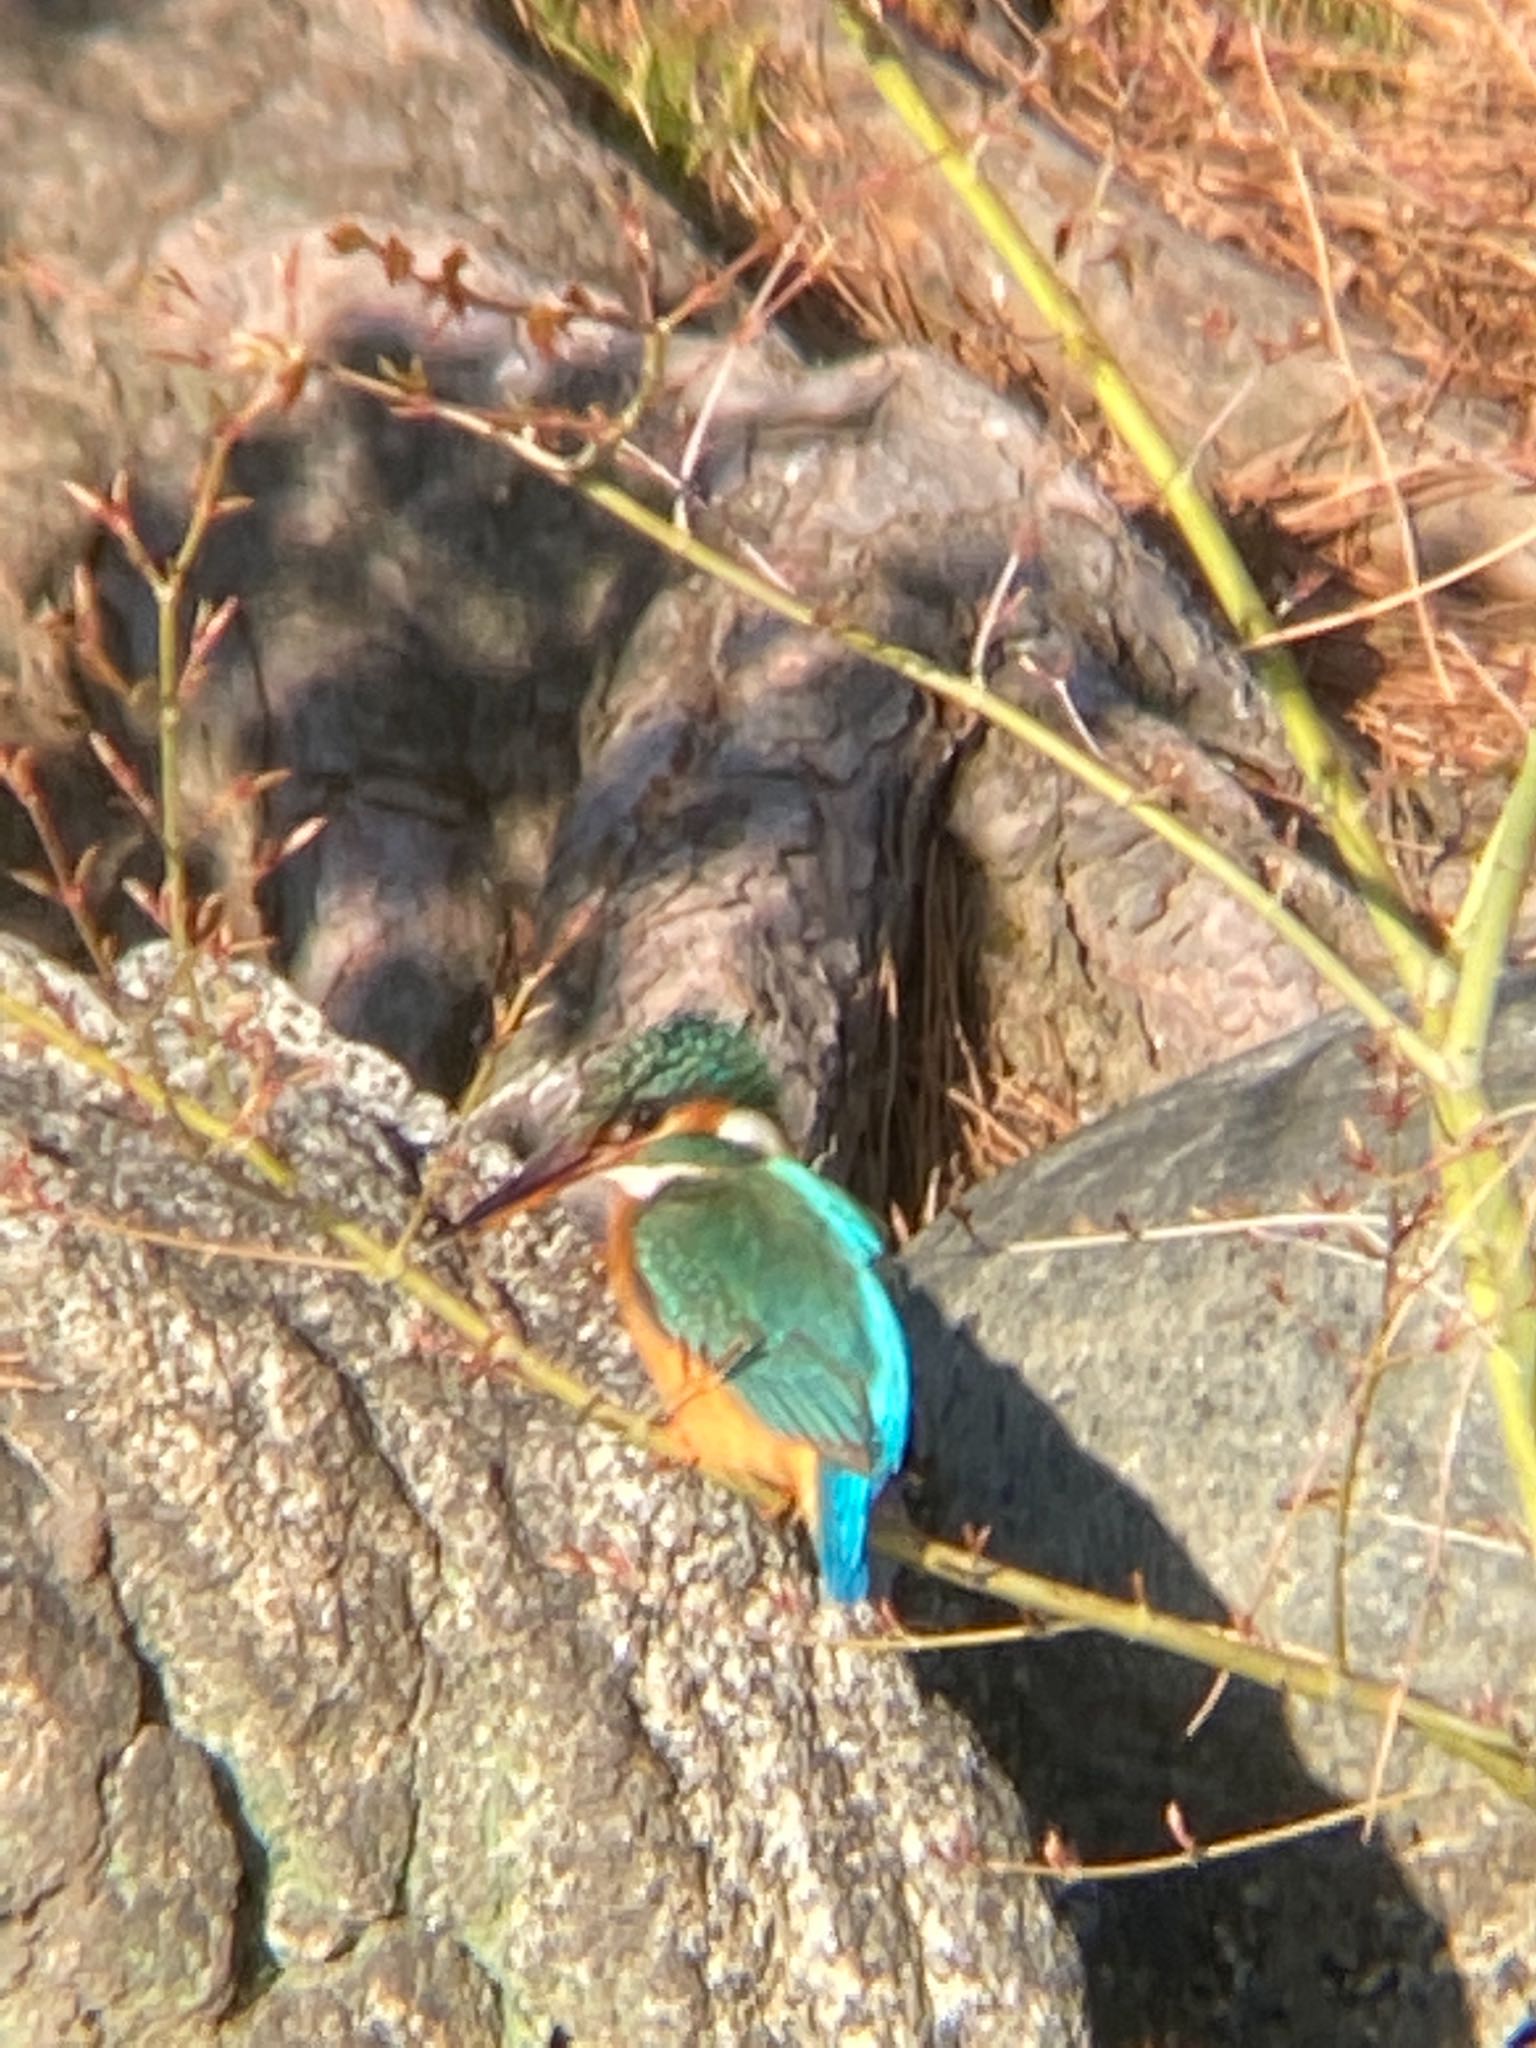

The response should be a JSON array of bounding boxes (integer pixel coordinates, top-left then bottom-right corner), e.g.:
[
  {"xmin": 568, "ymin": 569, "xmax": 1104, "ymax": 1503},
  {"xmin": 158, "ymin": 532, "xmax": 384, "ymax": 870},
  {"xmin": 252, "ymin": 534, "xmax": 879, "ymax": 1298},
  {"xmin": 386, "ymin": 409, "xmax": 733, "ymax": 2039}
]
[{"xmin": 607, "ymin": 1213, "xmax": 820, "ymax": 1529}]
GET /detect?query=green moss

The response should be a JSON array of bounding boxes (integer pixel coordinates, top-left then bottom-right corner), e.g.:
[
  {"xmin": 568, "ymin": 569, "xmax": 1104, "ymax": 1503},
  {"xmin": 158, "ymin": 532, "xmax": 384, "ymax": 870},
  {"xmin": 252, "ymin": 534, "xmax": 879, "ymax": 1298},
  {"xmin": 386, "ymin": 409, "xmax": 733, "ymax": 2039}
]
[
  {"xmin": 511, "ymin": 1, "xmax": 768, "ymax": 182},
  {"xmin": 1237, "ymin": 0, "xmax": 1416, "ymax": 67}
]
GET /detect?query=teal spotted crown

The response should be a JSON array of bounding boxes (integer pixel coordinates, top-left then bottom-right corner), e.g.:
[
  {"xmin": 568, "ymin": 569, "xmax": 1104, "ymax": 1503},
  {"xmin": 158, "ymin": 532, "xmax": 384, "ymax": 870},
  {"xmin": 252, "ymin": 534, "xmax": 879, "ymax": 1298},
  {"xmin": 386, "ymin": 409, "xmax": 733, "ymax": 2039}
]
[{"xmin": 582, "ymin": 1014, "xmax": 781, "ymax": 1125}]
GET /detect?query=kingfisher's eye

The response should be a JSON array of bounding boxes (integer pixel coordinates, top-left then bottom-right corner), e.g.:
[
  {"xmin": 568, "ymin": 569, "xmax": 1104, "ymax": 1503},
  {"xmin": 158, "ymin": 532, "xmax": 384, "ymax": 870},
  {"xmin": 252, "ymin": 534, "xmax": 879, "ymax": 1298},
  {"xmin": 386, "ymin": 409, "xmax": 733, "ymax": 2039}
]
[{"xmin": 607, "ymin": 1102, "xmax": 664, "ymax": 1144}]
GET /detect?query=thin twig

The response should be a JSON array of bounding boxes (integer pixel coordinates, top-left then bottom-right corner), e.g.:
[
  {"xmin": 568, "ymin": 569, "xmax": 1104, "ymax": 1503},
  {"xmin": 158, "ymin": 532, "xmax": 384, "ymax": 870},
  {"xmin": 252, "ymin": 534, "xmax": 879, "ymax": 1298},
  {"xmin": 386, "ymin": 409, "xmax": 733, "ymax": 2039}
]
[
  {"xmin": 1244, "ymin": 514, "xmax": 1536, "ymax": 651},
  {"xmin": 836, "ymin": 0, "xmax": 1446, "ymax": 1016},
  {"xmin": 1247, "ymin": 27, "xmax": 1452, "ymax": 703},
  {"xmin": 989, "ymin": 1787, "xmax": 1427, "ymax": 1883},
  {"xmin": 3, "ymin": 973, "xmax": 1529, "ymax": 1805},
  {"xmin": 319, "ymin": 357, "xmax": 1453, "ymax": 1089}
]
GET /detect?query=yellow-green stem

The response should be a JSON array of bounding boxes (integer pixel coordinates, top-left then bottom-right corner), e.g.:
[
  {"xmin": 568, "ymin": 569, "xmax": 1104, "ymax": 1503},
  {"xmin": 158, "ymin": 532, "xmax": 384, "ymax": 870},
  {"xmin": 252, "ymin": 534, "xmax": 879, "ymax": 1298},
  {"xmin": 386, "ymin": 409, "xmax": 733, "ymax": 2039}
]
[
  {"xmin": 877, "ymin": 1519, "xmax": 1536, "ymax": 1804},
  {"xmin": 1445, "ymin": 731, "xmax": 1536, "ymax": 1073},
  {"xmin": 837, "ymin": 3, "xmax": 1447, "ymax": 1016},
  {"xmin": 837, "ymin": 5, "xmax": 1536, "ymax": 1560},
  {"xmin": 1431, "ymin": 1091, "xmax": 1536, "ymax": 1541},
  {"xmin": 155, "ymin": 586, "xmax": 189, "ymax": 954},
  {"xmin": 329, "ymin": 362, "xmax": 1452, "ymax": 1090},
  {"xmin": 1421, "ymin": 732, "xmax": 1536, "ymax": 1543},
  {"xmin": 588, "ymin": 481, "xmax": 1451, "ymax": 1069},
  {"xmin": 1, "ymin": 977, "xmax": 1530, "ymax": 1804}
]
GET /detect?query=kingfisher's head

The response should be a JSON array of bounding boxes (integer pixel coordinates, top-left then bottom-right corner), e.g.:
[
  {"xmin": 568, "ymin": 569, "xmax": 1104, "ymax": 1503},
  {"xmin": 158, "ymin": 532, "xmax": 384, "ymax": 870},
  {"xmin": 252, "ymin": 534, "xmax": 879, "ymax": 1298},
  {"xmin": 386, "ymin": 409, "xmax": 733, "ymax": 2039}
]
[{"xmin": 456, "ymin": 1014, "xmax": 789, "ymax": 1228}]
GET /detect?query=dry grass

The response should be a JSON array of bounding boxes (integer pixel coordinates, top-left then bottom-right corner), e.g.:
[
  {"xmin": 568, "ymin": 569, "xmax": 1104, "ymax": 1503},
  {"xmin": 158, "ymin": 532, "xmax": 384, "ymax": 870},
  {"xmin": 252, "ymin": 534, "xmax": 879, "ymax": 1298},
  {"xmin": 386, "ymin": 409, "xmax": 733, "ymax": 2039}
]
[
  {"xmin": 864, "ymin": 828, "xmax": 1080, "ymax": 1236},
  {"xmin": 509, "ymin": 0, "xmax": 1535, "ymax": 778},
  {"xmin": 1032, "ymin": 0, "xmax": 1536, "ymax": 407},
  {"xmin": 964, "ymin": 0, "xmax": 1536, "ymax": 775}
]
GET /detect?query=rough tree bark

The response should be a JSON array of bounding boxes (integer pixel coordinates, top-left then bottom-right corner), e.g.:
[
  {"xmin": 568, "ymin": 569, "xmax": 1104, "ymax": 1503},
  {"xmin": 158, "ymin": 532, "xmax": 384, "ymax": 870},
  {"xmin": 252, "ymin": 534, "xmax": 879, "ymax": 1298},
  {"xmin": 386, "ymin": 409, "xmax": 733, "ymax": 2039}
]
[{"xmin": 2, "ymin": 0, "xmax": 1377, "ymax": 1132}]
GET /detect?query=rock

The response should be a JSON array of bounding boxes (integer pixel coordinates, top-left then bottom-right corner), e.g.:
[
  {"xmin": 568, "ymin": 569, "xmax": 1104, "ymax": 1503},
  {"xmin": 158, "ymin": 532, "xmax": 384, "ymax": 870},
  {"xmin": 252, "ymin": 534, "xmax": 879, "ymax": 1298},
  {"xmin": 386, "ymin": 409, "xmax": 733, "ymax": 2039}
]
[
  {"xmin": 0, "ymin": 938, "xmax": 1090, "ymax": 2044},
  {"xmin": 3, "ymin": 3, "xmax": 1525, "ymax": 2044},
  {"xmin": 904, "ymin": 977, "xmax": 1536, "ymax": 2047}
]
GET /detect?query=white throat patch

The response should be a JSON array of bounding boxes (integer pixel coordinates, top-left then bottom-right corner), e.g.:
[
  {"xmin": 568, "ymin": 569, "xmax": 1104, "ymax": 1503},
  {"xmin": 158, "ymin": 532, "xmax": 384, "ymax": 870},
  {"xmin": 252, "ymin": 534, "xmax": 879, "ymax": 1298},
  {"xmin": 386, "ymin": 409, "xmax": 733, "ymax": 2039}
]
[
  {"xmin": 710, "ymin": 1108, "xmax": 790, "ymax": 1158},
  {"xmin": 599, "ymin": 1159, "xmax": 712, "ymax": 1201}
]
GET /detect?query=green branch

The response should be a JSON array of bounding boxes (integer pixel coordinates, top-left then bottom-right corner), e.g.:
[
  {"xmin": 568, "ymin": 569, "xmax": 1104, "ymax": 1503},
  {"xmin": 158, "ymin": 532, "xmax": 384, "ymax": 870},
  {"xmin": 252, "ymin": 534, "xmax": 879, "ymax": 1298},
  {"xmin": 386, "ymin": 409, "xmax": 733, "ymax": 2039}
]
[
  {"xmin": 836, "ymin": 1, "xmax": 1446, "ymax": 1014},
  {"xmin": 325, "ymin": 363, "xmax": 1451, "ymax": 1088},
  {"xmin": 878, "ymin": 1520, "xmax": 1535, "ymax": 1805},
  {"xmin": 1445, "ymin": 730, "xmax": 1536, "ymax": 1076},
  {"xmin": 834, "ymin": 5, "xmax": 1536, "ymax": 1558},
  {"xmin": 2, "ymin": 974, "xmax": 1530, "ymax": 1805}
]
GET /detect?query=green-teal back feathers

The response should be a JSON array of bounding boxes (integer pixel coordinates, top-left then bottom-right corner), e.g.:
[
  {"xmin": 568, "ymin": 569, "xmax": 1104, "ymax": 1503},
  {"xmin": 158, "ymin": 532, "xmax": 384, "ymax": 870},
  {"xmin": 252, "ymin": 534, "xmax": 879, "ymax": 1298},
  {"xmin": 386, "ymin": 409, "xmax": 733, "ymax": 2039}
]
[
  {"xmin": 628, "ymin": 1154, "xmax": 909, "ymax": 1600},
  {"xmin": 592, "ymin": 1012, "xmax": 908, "ymax": 1601}
]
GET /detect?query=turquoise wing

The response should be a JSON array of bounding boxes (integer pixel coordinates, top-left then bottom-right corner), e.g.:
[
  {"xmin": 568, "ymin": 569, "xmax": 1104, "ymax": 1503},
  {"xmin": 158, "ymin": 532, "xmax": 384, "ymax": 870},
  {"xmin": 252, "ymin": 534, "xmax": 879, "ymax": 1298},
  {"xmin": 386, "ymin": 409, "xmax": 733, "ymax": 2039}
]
[
  {"xmin": 760, "ymin": 1159, "xmax": 886, "ymax": 1264},
  {"xmin": 760, "ymin": 1158, "xmax": 909, "ymax": 1481},
  {"xmin": 728, "ymin": 1330, "xmax": 877, "ymax": 1475},
  {"xmin": 629, "ymin": 1164, "xmax": 901, "ymax": 1477}
]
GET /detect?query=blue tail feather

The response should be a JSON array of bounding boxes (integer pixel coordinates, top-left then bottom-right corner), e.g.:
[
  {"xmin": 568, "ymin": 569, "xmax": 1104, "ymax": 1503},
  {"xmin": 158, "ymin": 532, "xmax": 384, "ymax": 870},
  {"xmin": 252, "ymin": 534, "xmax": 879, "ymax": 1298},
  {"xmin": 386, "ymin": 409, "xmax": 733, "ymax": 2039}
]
[
  {"xmin": 813, "ymin": 1252, "xmax": 910, "ymax": 1603},
  {"xmin": 816, "ymin": 1464, "xmax": 877, "ymax": 1602}
]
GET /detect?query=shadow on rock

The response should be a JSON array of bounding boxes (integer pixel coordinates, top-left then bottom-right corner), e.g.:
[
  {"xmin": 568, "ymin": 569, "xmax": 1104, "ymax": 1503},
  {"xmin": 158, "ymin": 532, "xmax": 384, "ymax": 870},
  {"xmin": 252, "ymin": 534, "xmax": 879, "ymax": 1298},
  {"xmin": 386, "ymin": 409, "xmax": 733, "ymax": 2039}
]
[
  {"xmin": 37, "ymin": 318, "xmax": 670, "ymax": 1097},
  {"xmin": 897, "ymin": 1288, "xmax": 1470, "ymax": 2048}
]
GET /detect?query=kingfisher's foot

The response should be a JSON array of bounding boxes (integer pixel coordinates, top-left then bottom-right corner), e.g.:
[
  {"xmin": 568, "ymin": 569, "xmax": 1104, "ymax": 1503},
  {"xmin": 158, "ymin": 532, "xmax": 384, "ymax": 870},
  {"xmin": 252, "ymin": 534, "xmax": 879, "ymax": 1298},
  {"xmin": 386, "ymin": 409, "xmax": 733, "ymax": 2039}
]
[{"xmin": 647, "ymin": 1406, "xmax": 704, "ymax": 1471}]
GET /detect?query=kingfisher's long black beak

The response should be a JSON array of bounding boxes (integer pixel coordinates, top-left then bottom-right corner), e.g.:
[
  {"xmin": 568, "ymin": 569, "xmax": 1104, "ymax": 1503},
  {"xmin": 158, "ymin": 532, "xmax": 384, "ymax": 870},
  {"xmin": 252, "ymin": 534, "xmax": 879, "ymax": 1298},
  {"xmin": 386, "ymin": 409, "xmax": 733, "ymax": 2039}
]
[{"xmin": 453, "ymin": 1132, "xmax": 605, "ymax": 1232}]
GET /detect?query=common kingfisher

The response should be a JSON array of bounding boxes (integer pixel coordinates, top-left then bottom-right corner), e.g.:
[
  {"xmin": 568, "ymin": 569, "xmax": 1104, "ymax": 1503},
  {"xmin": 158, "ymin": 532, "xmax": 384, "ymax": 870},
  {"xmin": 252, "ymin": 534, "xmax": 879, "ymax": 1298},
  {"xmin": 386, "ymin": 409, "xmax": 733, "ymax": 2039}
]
[{"xmin": 458, "ymin": 1014, "xmax": 911, "ymax": 1601}]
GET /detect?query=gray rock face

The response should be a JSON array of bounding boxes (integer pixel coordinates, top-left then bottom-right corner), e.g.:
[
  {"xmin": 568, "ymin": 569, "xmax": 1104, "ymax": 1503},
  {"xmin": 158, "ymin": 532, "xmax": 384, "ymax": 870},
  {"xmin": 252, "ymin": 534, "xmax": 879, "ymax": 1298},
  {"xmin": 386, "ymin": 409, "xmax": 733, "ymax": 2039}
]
[
  {"xmin": 9, "ymin": 950, "xmax": 1533, "ymax": 2047},
  {"xmin": 905, "ymin": 982, "xmax": 1536, "ymax": 2047},
  {"xmin": 1, "ymin": 1455, "xmax": 241, "ymax": 2043}
]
